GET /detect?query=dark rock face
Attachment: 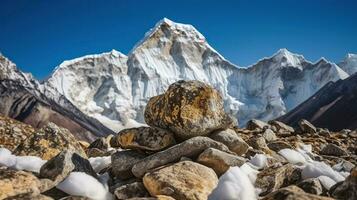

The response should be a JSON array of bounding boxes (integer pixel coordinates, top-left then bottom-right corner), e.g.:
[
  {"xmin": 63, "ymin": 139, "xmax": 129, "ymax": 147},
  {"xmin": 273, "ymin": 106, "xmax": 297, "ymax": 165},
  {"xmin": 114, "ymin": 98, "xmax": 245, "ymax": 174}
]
[
  {"xmin": 111, "ymin": 150, "xmax": 146, "ymax": 180},
  {"xmin": 0, "ymin": 80, "xmax": 114, "ymax": 141},
  {"xmin": 330, "ymin": 168, "xmax": 357, "ymax": 200},
  {"xmin": 279, "ymin": 73, "xmax": 357, "ymax": 131},
  {"xmin": 144, "ymin": 80, "xmax": 234, "ymax": 139}
]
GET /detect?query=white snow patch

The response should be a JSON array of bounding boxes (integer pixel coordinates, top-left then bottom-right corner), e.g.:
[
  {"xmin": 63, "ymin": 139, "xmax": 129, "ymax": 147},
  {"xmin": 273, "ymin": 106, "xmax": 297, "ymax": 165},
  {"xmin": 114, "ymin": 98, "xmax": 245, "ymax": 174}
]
[
  {"xmin": 89, "ymin": 156, "xmax": 111, "ymax": 173},
  {"xmin": 0, "ymin": 148, "xmax": 46, "ymax": 173},
  {"xmin": 278, "ymin": 148, "xmax": 306, "ymax": 165},
  {"xmin": 57, "ymin": 172, "xmax": 112, "ymax": 200},
  {"xmin": 0, "ymin": 148, "xmax": 16, "ymax": 167},
  {"xmin": 318, "ymin": 175, "xmax": 337, "ymax": 190},
  {"xmin": 249, "ymin": 154, "xmax": 267, "ymax": 169},
  {"xmin": 302, "ymin": 161, "xmax": 345, "ymax": 182},
  {"xmin": 208, "ymin": 166, "xmax": 257, "ymax": 200},
  {"xmin": 240, "ymin": 163, "xmax": 259, "ymax": 184}
]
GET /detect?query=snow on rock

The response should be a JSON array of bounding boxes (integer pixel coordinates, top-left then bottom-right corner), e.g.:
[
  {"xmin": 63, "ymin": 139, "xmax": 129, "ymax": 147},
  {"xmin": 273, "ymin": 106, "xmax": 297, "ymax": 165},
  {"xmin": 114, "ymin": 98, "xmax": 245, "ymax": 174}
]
[
  {"xmin": 339, "ymin": 53, "xmax": 357, "ymax": 75},
  {"xmin": 0, "ymin": 148, "xmax": 46, "ymax": 173},
  {"xmin": 249, "ymin": 154, "xmax": 268, "ymax": 169},
  {"xmin": 318, "ymin": 175, "xmax": 337, "ymax": 190},
  {"xmin": 278, "ymin": 148, "xmax": 307, "ymax": 165},
  {"xmin": 208, "ymin": 166, "xmax": 257, "ymax": 200},
  {"xmin": 57, "ymin": 172, "xmax": 112, "ymax": 200},
  {"xmin": 240, "ymin": 163, "xmax": 259, "ymax": 184},
  {"xmin": 302, "ymin": 161, "xmax": 345, "ymax": 182},
  {"xmin": 89, "ymin": 156, "xmax": 111, "ymax": 173},
  {"xmin": 43, "ymin": 18, "xmax": 350, "ymax": 131}
]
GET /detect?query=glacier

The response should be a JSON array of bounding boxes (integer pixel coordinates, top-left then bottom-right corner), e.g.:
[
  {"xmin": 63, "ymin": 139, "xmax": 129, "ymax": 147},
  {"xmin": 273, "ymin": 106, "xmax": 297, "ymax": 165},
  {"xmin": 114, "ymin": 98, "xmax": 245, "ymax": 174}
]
[{"xmin": 43, "ymin": 18, "xmax": 353, "ymax": 131}]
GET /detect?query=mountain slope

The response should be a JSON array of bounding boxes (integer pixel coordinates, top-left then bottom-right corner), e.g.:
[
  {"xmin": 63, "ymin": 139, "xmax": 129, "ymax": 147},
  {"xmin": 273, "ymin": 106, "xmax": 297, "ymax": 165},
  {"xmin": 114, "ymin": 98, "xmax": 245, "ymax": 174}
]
[
  {"xmin": 44, "ymin": 18, "xmax": 351, "ymax": 130},
  {"xmin": 278, "ymin": 73, "xmax": 357, "ymax": 131},
  {"xmin": 0, "ymin": 55, "xmax": 115, "ymax": 141},
  {"xmin": 338, "ymin": 53, "xmax": 357, "ymax": 75}
]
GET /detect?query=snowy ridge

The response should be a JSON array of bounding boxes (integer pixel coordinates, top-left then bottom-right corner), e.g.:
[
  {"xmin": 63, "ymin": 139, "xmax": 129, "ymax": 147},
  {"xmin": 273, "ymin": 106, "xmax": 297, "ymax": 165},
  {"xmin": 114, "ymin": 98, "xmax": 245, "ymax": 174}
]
[
  {"xmin": 41, "ymin": 18, "xmax": 355, "ymax": 131},
  {"xmin": 338, "ymin": 53, "xmax": 357, "ymax": 75}
]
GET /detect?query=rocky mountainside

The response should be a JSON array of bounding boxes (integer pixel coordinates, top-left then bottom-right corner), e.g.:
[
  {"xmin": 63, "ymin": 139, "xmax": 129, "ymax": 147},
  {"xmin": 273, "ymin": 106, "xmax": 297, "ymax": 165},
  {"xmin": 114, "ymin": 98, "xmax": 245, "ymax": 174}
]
[
  {"xmin": 338, "ymin": 53, "xmax": 357, "ymax": 75},
  {"xmin": 0, "ymin": 80, "xmax": 356, "ymax": 200},
  {"xmin": 278, "ymin": 73, "xmax": 357, "ymax": 131},
  {"xmin": 0, "ymin": 55, "xmax": 115, "ymax": 141},
  {"xmin": 43, "ymin": 18, "xmax": 352, "ymax": 131}
]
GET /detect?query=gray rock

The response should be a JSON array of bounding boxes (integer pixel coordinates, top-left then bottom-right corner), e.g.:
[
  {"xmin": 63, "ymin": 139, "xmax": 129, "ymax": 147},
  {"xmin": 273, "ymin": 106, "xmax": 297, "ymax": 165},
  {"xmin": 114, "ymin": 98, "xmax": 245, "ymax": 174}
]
[
  {"xmin": 88, "ymin": 137, "xmax": 109, "ymax": 151},
  {"xmin": 297, "ymin": 178, "xmax": 323, "ymax": 195},
  {"xmin": 298, "ymin": 119, "xmax": 317, "ymax": 134},
  {"xmin": 144, "ymin": 80, "xmax": 234, "ymax": 139},
  {"xmin": 132, "ymin": 136, "xmax": 231, "ymax": 177},
  {"xmin": 197, "ymin": 148, "xmax": 246, "ymax": 176},
  {"xmin": 320, "ymin": 143, "xmax": 348, "ymax": 156},
  {"xmin": 111, "ymin": 127, "xmax": 176, "ymax": 152},
  {"xmin": 246, "ymin": 119, "xmax": 270, "ymax": 130},
  {"xmin": 262, "ymin": 129, "xmax": 277, "ymax": 142},
  {"xmin": 114, "ymin": 182, "xmax": 150, "ymax": 200},
  {"xmin": 39, "ymin": 150, "xmax": 97, "ymax": 184},
  {"xmin": 111, "ymin": 150, "xmax": 146, "ymax": 180},
  {"xmin": 255, "ymin": 164, "xmax": 302, "ymax": 196},
  {"xmin": 269, "ymin": 120, "xmax": 295, "ymax": 133},
  {"xmin": 330, "ymin": 168, "xmax": 357, "ymax": 200},
  {"xmin": 210, "ymin": 129, "xmax": 249, "ymax": 155},
  {"xmin": 268, "ymin": 141, "xmax": 293, "ymax": 152},
  {"xmin": 247, "ymin": 136, "xmax": 268, "ymax": 150}
]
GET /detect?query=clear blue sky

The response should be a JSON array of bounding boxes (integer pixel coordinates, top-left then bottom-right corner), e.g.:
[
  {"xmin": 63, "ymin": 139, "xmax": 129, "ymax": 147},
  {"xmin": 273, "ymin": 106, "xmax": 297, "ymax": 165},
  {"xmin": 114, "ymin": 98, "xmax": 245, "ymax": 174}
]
[{"xmin": 1, "ymin": 0, "xmax": 356, "ymax": 80}]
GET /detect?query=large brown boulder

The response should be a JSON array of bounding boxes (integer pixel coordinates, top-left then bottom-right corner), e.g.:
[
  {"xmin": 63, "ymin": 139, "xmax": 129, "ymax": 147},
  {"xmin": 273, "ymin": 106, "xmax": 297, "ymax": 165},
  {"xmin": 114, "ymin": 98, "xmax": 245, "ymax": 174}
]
[
  {"xmin": 13, "ymin": 123, "xmax": 86, "ymax": 160},
  {"xmin": 143, "ymin": 161, "xmax": 218, "ymax": 200},
  {"xmin": 111, "ymin": 127, "xmax": 176, "ymax": 152},
  {"xmin": 144, "ymin": 80, "xmax": 234, "ymax": 139}
]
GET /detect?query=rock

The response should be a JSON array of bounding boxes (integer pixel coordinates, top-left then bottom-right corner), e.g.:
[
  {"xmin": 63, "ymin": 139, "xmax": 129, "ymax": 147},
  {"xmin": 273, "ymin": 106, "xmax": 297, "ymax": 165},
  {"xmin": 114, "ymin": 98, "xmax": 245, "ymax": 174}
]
[
  {"xmin": 144, "ymin": 80, "xmax": 233, "ymax": 139},
  {"xmin": 246, "ymin": 119, "xmax": 270, "ymax": 130},
  {"xmin": 320, "ymin": 143, "xmax": 348, "ymax": 156},
  {"xmin": 0, "ymin": 116, "xmax": 34, "ymax": 151},
  {"xmin": 86, "ymin": 148, "xmax": 108, "ymax": 158},
  {"xmin": 209, "ymin": 129, "xmax": 249, "ymax": 155},
  {"xmin": 269, "ymin": 120, "xmax": 295, "ymax": 133},
  {"xmin": 297, "ymin": 178, "xmax": 323, "ymax": 195},
  {"xmin": 111, "ymin": 150, "xmax": 146, "ymax": 180},
  {"xmin": 298, "ymin": 119, "xmax": 317, "ymax": 134},
  {"xmin": 13, "ymin": 123, "xmax": 86, "ymax": 160},
  {"xmin": 330, "ymin": 168, "xmax": 357, "ymax": 200},
  {"xmin": 4, "ymin": 193, "xmax": 54, "ymax": 200},
  {"xmin": 111, "ymin": 127, "xmax": 176, "ymax": 151},
  {"xmin": 267, "ymin": 141, "xmax": 293, "ymax": 152},
  {"xmin": 317, "ymin": 128, "xmax": 330, "ymax": 136},
  {"xmin": 262, "ymin": 128, "xmax": 277, "ymax": 142},
  {"xmin": 114, "ymin": 182, "xmax": 150, "ymax": 200},
  {"xmin": 143, "ymin": 161, "xmax": 218, "ymax": 200},
  {"xmin": 197, "ymin": 148, "xmax": 246, "ymax": 176},
  {"xmin": 88, "ymin": 137, "xmax": 109, "ymax": 151},
  {"xmin": 0, "ymin": 168, "xmax": 49, "ymax": 199},
  {"xmin": 255, "ymin": 164, "xmax": 302, "ymax": 195},
  {"xmin": 262, "ymin": 185, "xmax": 334, "ymax": 200},
  {"xmin": 39, "ymin": 150, "xmax": 97, "ymax": 184},
  {"xmin": 132, "ymin": 136, "xmax": 231, "ymax": 177},
  {"xmin": 247, "ymin": 136, "xmax": 268, "ymax": 150}
]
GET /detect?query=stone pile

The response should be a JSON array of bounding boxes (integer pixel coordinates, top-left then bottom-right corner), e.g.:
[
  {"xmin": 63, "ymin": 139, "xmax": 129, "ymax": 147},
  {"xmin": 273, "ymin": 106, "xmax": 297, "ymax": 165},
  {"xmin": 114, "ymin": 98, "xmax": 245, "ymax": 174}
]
[{"xmin": 0, "ymin": 80, "xmax": 356, "ymax": 200}]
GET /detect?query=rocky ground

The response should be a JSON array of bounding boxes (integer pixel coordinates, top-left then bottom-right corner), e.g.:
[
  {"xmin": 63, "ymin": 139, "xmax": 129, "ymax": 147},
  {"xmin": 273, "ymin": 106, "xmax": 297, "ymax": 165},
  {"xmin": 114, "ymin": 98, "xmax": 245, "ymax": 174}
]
[{"xmin": 0, "ymin": 80, "xmax": 356, "ymax": 200}]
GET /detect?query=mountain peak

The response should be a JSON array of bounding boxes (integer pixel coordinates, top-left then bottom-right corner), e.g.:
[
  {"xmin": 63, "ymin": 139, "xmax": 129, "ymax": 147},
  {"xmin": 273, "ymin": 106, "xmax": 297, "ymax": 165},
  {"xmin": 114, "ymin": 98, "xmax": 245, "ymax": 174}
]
[{"xmin": 270, "ymin": 48, "xmax": 305, "ymax": 67}]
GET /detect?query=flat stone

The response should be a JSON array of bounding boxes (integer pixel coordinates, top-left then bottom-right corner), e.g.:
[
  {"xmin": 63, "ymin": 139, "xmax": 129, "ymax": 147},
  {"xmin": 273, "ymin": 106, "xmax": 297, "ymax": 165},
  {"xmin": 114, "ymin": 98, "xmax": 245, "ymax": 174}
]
[
  {"xmin": 320, "ymin": 143, "xmax": 348, "ymax": 156},
  {"xmin": 298, "ymin": 119, "xmax": 317, "ymax": 134},
  {"xmin": 144, "ymin": 80, "xmax": 234, "ymax": 139},
  {"xmin": 111, "ymin": 150, "xmax": 146, "ymax": 180},
  {"xmin": 13, "ymin": 123, "xmax": 86, "ymax": 160},
  {"xmin": 297, "ymin": 178, "xmax": 323, "ymax": 195},
  {"xmin": 209, "ymin": 129, "xmax": 249, "ymax": 155},
  {"xmin": 132, "ymin": 136, "xmax": 231, "ymax": 177},
  {"xmin": 262, "ymin": 185, "xmax": 334, "ymax": 200},
  {"xmin": 269, "ymin": 120, "xmax": 295, "ymax": 133},
  {"xmin": 111, "ymin": 127, "xmax": 176, "ymax": 151},
  {"xmin": 267, "ymin": 141, "xmax": 293, "ymax": 152},
  {"xmin": 143, "ymin": 161, "xmax": 218, "ymax": 200},
  {"xmin": 197, "ymin": 148, "xmax": 246, "ymax": 176},
  {"xmin": 255, "ymin": 164, "xmax": 302, "ymax": 196},
  {"xmin": 246, "ymin": 119, "xmax": 270, "ymax": 130},
  {"xmin": 114, "ymin": 182, "xmax": 150, "ymax": 200},
  {"xmin": 39, "ymin": 150, "xmax": 97, "ymax": 184}
]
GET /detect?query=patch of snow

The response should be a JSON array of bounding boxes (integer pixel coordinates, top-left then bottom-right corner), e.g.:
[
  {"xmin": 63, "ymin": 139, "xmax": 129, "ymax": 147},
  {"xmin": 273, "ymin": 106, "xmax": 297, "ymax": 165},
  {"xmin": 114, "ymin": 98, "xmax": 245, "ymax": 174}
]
[
  {"xmin": 240, "ymin": 163, "xmax": 259, "ymax": 184},
  {"xmin": 57, "ymin": 172, "xmax": 112, "ymax": 200},
  {"xmin": 318, "ymin": 175, "xmax": 337, "ymax": 190},
  {"xmin": 249, "ymin": 154, "xmax": 267, "ymax": 169},
  {"xmin": 0, "ymin": 148, "xmax": 16, "ymax": 167},
  {"xmin": 0, "ymin": 148, "xmax": 46, "ymax": 173},
  {"xmin": 89, "ymin": 156, "xmax": 111, "ymax": 173},
  {"xmin": 278, "ymin": 149, "xmax": 307, "ymax": 165},
  {"xmin": 302, "ymin": 161, "xmax": 345, "ymax": 182},
  {"xmin": 208, "ymin": 166, "xmax": 257, "ymax": 200}
]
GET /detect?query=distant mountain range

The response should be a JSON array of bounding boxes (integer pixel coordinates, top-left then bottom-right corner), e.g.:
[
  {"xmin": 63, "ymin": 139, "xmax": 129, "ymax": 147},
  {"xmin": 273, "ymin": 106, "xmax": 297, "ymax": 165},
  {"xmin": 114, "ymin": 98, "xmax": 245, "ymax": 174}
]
[{"xmin": 1, "ymin": 18, "xmax": 356, "ymax": 137}]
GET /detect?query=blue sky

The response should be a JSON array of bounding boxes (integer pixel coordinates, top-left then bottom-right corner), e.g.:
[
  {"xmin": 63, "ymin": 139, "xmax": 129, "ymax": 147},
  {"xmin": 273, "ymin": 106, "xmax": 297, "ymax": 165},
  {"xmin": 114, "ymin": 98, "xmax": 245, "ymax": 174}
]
[{"xmin": 1, "ymin": 0, "xmax": 356, "ymax": 80}]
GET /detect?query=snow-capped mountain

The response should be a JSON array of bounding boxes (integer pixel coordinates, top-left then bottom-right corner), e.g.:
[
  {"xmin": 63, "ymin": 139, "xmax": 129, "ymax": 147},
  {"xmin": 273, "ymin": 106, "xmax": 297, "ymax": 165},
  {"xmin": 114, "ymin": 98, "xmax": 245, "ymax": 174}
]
[
  {"xmin": 338, "ymin": 53, "xmax": 357, "ymax": 75},
  {"xmin": 43, "ymin": 18, "xmax": 352, "ymax": 131}
]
